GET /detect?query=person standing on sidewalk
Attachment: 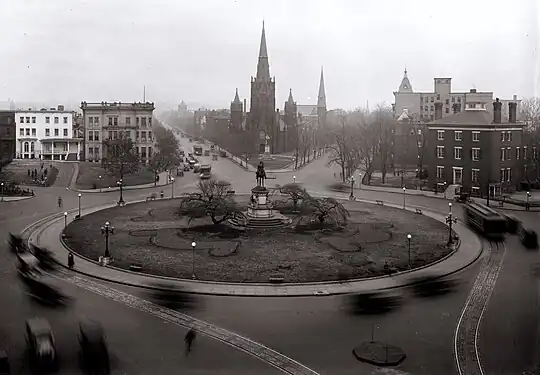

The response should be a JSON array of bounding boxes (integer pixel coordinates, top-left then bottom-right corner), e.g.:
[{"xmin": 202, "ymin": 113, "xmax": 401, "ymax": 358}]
[
  {"xmin": 68, "ymin": 252, "xmax": 74, "ymax": 269},
  {"xmin": 184, "ymin": 329, "xmax": 196, "ymax": 355}
]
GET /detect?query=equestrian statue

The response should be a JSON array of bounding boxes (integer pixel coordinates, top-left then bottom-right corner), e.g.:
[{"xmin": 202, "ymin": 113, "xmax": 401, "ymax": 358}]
[{"xmin": 256, "ymin": 161, "xmax": 267, "ymax": 187}]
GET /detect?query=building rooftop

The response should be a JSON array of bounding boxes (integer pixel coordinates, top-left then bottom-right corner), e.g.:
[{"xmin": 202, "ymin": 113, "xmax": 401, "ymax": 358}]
[{"xmin": 80, "ymin": 102, "xmax": 155, "ymax": 110}]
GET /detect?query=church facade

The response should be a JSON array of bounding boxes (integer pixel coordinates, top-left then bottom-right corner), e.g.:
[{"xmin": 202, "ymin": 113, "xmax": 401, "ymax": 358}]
[{"xmin": 203, "ymin": 23, "xmax": 327, "ymax": 156}]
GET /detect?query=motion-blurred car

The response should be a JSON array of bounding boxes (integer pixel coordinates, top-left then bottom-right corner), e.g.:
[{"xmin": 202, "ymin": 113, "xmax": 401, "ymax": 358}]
[
  {"xmin": 345, "ymin": 290, "xmax": 402, "ymax": 315},
  {"xmin": 25, "ymin": 318, "xmax": 56, "ymax": 370},
  {"xmin": 408, "ymin": 274, "xmax": 460, "ymax": 297},
  {"xmin": 146, "ymin": 281, "xmax": 197, "ymax": 310},
  {"xmin": 520, "ymin": 227, "xmax": 538, "ymax": 249},
  {"xmin": 79, "ymin": 319, "xmax": 110, "ymax": 373},
  {"xmin": 24, "ymin": 274, "xmax": 71, "ymax": 307}
]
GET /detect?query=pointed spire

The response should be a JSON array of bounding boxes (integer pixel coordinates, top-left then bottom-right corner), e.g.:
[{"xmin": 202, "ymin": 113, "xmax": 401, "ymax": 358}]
[
  {"xmin": 317, "ymin": 67, "xmax": 326, "ymax": 108},
  {"xmin": 256, "ymin": 21, "xmax": 270, "ymax": 80},
  {"xmin": 287, "ymin": 88, "xmax": 294, "ymax": 104},
  {"xmin": 398, "ymin": 68, "xmax": 413, "ymax": 93},
  {"xmin": 233, "ymin": 88, "xmax": 241, "ymax": 103}
]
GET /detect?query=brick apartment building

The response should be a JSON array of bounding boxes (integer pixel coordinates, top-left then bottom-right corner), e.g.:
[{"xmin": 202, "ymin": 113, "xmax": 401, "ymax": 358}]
[
  {"xmin": 0, "ymin": 111, "xmax": 16, "ymax": 168},
  {"xmin": 427, "ymin": 98, "xmax": 524, "ymax": 197}
]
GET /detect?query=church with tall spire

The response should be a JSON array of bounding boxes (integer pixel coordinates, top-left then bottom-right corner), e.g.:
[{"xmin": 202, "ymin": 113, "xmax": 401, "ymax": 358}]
[{"xmin": 226, "ymin": 22, "xmax": 327, "ymax": 155}]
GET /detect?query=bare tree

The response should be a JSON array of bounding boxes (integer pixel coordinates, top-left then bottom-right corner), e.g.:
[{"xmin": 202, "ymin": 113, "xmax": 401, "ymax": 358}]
[
  {"xmin": 521, "ymin": 97, "xmax": 540, "ymax": 129},
  {"xmin": 326, "ymin": 114, "xmax": 350, "ymax": 182},
  {"xmin": 102, "ymin": 132, "xmax": 139, "ymax": 180},
  {"xmin": 178, "ymin": 179, "xmax": 241, "ymax": 225},
  {"xmin": 521, "ymin": 97, "xmax": 540, "ymax": 181},
  {"xmin": 276, "ymin": 183, "xmax": 311, "ymax": 212},
  {"xmin": 370, "ymin": 106, "xmax": 395, "ymax": 183},
  {"xmin": 306, "ymin": 197, "xmax": 349, "ymax": 225}
]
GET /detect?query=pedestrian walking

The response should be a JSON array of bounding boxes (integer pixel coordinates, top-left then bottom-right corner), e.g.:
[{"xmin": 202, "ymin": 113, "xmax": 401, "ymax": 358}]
[
  {"xmin": 184, "ymin": 329, "xmax": 196, "ymax": 355},
  {"xmin": 57, "ymin": 196, "xmax": 63, "ymax": 208},
  {"xmin": 68, "ymin": 252, "xmax": 74, "ymax": 269}
]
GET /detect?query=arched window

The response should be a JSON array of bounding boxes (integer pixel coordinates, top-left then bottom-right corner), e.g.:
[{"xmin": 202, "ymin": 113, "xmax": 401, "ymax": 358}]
[
  {"xmin": 30, "ymin": 142, "xmax": 35, "ymax": 152},
  {"xmin": 24, "ymin": 142, "xmax": 29, "ymax": 153}
]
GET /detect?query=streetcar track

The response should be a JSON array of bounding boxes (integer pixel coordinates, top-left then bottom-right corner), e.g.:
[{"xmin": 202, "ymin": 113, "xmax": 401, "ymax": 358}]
[{"xmin": 454, "ymin": 240, "xmax": 506, "ymax": 375}]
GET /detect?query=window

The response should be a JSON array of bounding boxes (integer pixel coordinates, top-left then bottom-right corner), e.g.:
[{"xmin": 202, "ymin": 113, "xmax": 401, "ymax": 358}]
[
  {"xmin": 472, "ymin": 148, "xmax": 480, "ymax": 161},
  {"xmin": 108, "ymin": 117, "xmax": 113, "ymax": 126},
  {"xmin": 472, "ymin": 186, "xmax": 480, "ymax": 196},
  {"xmin": 113, "ymin": 117, "xmax": 118, "ymax": 126},
  {"xmin": 148, "ymin": 117, "xmax": 152, "ymax": 127},
  {"xmin": 26, "ymin": 117, "xmax": 30, "ymax": 123},
  {"xmin": 424, "ymin": 106, "xmax": 428, "ymax": 111},
  {"xmin": 454, "ymin": 147, "xmax": 462, "ymax": 160},
  {"xmin": 437, "ymin": 94, "xmax": 441, "ymax": 100},
  {"xmin": 430, "ymin": 106, "xmax": 434, "ymax": 112},
  {"xmin": 126, "ymin": 117, "xmax": 131, "ymax": 125},
  {"xmin": 472, "ymin": 131, "xmax": 480, "ymax": 142},
  {"xmin": 141, "ymin": 117, "xmax": 147, "ymax": 127},
  {"xmin": 19, "ymin": 128, "xmax": 24, "ymax": 136},
  {"xmin": 32, "ymin": 117, "xmax": 36, "ymax": 123},
  {"xmin": 472, "ymin": 169, "xmax": 480, "ymax": 183},
  {"xmin": 31, "ymin": 128, "xmax": 36, "ymax": 136},
  {"xmin": 63, "ymin": 129, "xmax": 68, "ymax": 137},
  {"xmin": 45, "ymin": 117, "xmax": 50, "ymax": 124},
  {"xmin": 454, "ymin": 131, "xmax": 463, "ymax": 141},
  {"xmin": 437, "ymin": 166, "xmax": 444, "ymax": 179},
  {"xmin": 507, "ymin": 147, "xmax": 511, "ymax": 160},
  {"xmin": 516, "ymin": 147, "xmax": 521, "ymax": 160},
  {"xmin": 501, "ymin": 168, "xmax": 512, "ymax": 182},
  {"xmin": 89, "ymin": 117, "xmax": 94, "ymax": 125},
  {"xmin": 54, "ymin": 117, "xmax": 59, "ymax": 124},
  {"xmin": 501, "ymin": 148, "xmax": 505, "ymax": 161},
  {"xmin": 94, "ymin": 131, "xmax": 99, "ymax": 141},
  {"xmin": 457, "ymin": 97, "xmax": 461, "ymax": 103},
  {"xmin": 445, "ymin": 99, "xmax": 449, "ymax": 105},
  {"xmin": 445, "ymin": 108, "xmax": 449, "ymax": 113},
  {"xmin": 136, "ymin": 117, "xmax": 140, "ymax": 126},
  {"xmin": 25, "ymin": 128, "xmax": 30, "ymax": 136},
  {"xmin": 507, "ymin": 132, "xmax": 512, "ymax": 142},
  {"xmin": 54, "ymin": 128, "xmax": 59, "ymax": 137},
  {"xmin": 94, "ymin": 117, "xmax": 99, "ymax": 125},
  {"xmin": 63, "ymin": 117, "xmax": 68, "ymax": 124},
  {"xmin": 148, "ymin": 131, "xmax": 152, "ymax": 141},
  {"xmin": 524, "ymin": 146, "xmax": 528, "ymax": 159},
  {"xmin": 19, "ymin": 116, "xmax": 24, "ymax": 123},
  {"xmin": 45, "ymin": 128, "xmax": 50, "ymax": 137},
  {"xmin": 430, "ymin": 97, "xmax": 434, "ymax": 103},
  {"xmin": 452, "ymin": 97, "xmax": 455, "ymax": 103},
  {"xmin": 437, "ymin": 130, "xmax": 444, "ymax": 140},
  {"xmin": 88, "ymin": 131, "xmax": 94, "ymax": 142}
]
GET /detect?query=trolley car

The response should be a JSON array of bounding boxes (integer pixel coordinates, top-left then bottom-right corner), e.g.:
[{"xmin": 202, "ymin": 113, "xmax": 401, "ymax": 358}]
[{"xmin": 464, "ymin": 202, "xmax": 507, "ymax": 240}]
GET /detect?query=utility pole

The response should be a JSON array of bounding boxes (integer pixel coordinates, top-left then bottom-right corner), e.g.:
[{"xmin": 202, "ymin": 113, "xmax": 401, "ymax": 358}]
[{"xmin": 143, "ymin": 85, "xmax": 146, "ymax": 102}]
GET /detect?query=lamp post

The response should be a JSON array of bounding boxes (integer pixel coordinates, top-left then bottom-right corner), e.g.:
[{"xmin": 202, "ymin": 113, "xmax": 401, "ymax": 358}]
[
  {"xmin": 402, "ymin": 187, "xmax": 406, "ymax": 209},
  {"xmin": 191, "ymin": 241, "xmax": 197, "ymax": 279},
  {"xmin": 407, "ymin": 234, "xmax": 412, "ymax": 268},
  {"xmin": 443, "ymin": 181, "xmax": 447, "ymax": 199},
  {"xmin": 63, "ymin": 212, "xmax": 68, "ymax": 229},
  {"xmin": 293, "ymin": 176, "xmax": 296, "ymax": 184},
  {"xmin": 415, "ymin": 169, "xmax": 419, "ymax": 190},
  {"xmin": 358, "ymin": 173, "xmax": 362, "ymax": 189},
  {"xmin": 527, "ymin": 191, "xmax": 531, "ymax": 211},
  {"xmin": 100, "ymin": 222, "xmax": 115, "ymax": 258},
  {"xmin": 98, "ymin": 175, "xmax": 102, "ymax": 192},
  {"xmin": 78, "ymin": 193, "xmax": 82, "ymax": 218},
  {"xmin": 350, "ymin": 176, "xmax": 355, "ymax": 200},
  {"xmin": 117, "ymin": 179, "xmax": 124, "ymax": 206},
  {"xmin": 446, "ymin": 202, "xmax": 457, "ymax": 246},
  {"xmin": 171, "ymin": 177, "xmax": 175, "ymax": 198},
  {"xmin": 0, "ymin": 182, "xmax": 3, "ymax": 202}
]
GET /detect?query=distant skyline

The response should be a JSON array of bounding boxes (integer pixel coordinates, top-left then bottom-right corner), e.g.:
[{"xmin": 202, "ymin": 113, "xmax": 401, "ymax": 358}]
[{"xmin": 1, "ymin": 0, "xmax": 538, "ymax": 111}]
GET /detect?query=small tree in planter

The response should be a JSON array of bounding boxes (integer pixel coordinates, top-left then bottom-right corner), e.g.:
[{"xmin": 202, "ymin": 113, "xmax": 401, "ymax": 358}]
[{"xmin": 276, "ymin": 183, "xmax": 311, "ymax": 213}]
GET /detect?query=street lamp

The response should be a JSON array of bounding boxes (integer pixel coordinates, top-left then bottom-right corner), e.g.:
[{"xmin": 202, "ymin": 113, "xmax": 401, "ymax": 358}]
[
  {"xmin": 191, "ymin": 241, "xmax": 197, "ymax": 279},
  {"xmin": 443, "ymin": 181, "xmax": 447, "ymax": 199},
  {"xmin": 100, "ymin": 222, "xmax": 115, "ymax": 259},
  {"xmin": 350, "ymin": 176, "xmax": 355, "ymax": 200},
  {"xmin": 407, "ymin": 234, "xmax": 412, "ymax": 269},
  {"xmin": 0, "ymin": 182, "xmax": 4, "ymax": 202},
  {"xmin": 98, "ymin": 175, "xmax": 102, "ymax": 192},
  {"xmin": 293, "ymin": 176, "xmax": 296, "ymax": 184},
  {"xmin": 171, "ymin": 177, "xmax": 175, "ymax": 198},
  {"xmin": 63, "ymin": 212, "xmax": 68, "ymax": 228},
  {"xmin": 117, "ymin": 179, "xmax": 125, "ymax": 206},
  {"xmin": 527, "ymin": 191, "xmax": 531, "ymax": 211},
  {"xmin": 358, "ymin": 173, "xmax": 362, "ymax": 189},
  {"xmin": 402, "ymin": 187, "xmax": 406, "ymax": 209},
  {"xmin": 77, "ymin": 193, "xmax": 82, "ymax": 218},
  {"xmin": 446, "ymin": 202, "xmax": 458, "ymax": 246}
]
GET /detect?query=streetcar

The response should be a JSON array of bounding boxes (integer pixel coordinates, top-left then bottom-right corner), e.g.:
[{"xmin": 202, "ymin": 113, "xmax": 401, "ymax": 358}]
[
  {"xmin": 463, "ymin": 202, "xmax": 507, "ymax": 240},
  {"xmin": 200, "ymin": 165, "xmax": 211, "ymax": 179},
  {"xmin": 193, "ymin": 145, "xmax": 202, "ymax": 156}
]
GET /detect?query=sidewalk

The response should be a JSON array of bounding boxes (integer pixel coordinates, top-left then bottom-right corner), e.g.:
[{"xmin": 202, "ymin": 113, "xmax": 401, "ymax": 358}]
[
  {"xmin": 0, "ymin": 195, "xmax": 35, "ymax": 202},
  {"xmin": 29, "ymin": 196, "xmax": 483, "ymax": 297},
  {"xmin": 68, "ymin": 163, "xmax": 171, "ymax": 194}
]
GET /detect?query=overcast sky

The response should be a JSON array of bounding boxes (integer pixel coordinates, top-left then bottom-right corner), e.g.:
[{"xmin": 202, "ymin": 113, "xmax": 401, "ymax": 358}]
[{"xmin": 1, "ymin": 0, "xmax": 538, "ymax": 111}]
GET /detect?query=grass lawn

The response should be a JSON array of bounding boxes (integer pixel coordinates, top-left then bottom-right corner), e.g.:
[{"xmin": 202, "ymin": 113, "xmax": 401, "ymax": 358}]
[
  {"xmin": 1, "ymin": 160, "xmax": 59, "ymax": 187},
  {"xmin": 64, "ymin": 196, "xmax": 451, "ymax": 283},
  {"xmin": 247, "ymin": 155, "xmax": 294, "ymax": 171},
  {"xmin": 75, "ymin": 162, "xmax": 156, "ymax": 190}
]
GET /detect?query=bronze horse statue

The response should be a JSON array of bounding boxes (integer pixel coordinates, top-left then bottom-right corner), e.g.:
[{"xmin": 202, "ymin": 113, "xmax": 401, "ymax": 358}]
[{"xmin": 256, "ymin": 162, "xmax": 266, "ymax": 187}]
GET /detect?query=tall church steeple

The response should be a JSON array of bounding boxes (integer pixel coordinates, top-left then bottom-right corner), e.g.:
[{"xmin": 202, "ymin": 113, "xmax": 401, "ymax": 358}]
[
  {"xmin": 398, "ymin": 68, "xmax": 413, "ymax": 93},
  {"xmin": 317, "ymin": 67, "xmax": 326, "ymax": 109},
  {"xmin": 256, "ymin": 21, "xmax": 270, "ymax": 80}
]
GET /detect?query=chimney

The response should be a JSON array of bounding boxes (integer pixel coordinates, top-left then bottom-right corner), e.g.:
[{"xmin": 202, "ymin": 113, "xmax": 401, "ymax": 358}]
[
  {"xmin": 434, "ymin": 102, "xmax": 443, "ymax": 120},
  {"xmin": 508, "ymin": 102, "xmax": 517, "ymax": 123},
  {"xmin": 513, "ymin": 94, "xmax": 517, "ymax": 101},
  {"xmin": 57, "ymin": 105, "xmax": 64, "ymax": 111},
  {"xmin": 243, "ymin": 99, "xmax": 246, "ymax": 114},
  {"xmin": 470, "ymin": 88, "xmax": 477, "ymax": 93},
  {"xmin": 493, "ymin": 98, "xmax": 502, "ymax": 124}
]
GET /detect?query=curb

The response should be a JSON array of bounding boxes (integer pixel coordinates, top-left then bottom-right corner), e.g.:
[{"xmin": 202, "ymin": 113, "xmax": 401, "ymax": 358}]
[
  {"xmin": 0, "ymin": 195, "xmax": 36, "ymax": 203},
  {"xmin": 28, "ymin": 194, "xmax": 483, "ymax": 296}
]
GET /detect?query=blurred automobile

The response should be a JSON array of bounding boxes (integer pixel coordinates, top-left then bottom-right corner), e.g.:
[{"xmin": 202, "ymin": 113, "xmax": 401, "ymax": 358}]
[
  {"xmin": 345, "ymin": 290, "xmax": 402, "ymax": 315},
  {"xmin": 24, "ymin": 274, "xmax": 72, "ymax": 307},
  {"xmin": 25, "ymin": 318, "xmax": 57, "ymax": 370},
  {"xmin": 193, "ymin": 163, "xmax": 201, "ymax": 173},
  {"xmin": 520, "ymin": 227, "xmax": 538, "ymax": 249},
  {"xmin": 408, "ymin": 274, "xmax": 460, "ymax": 297},
  {"xmin": 8, "ymin": 233, "xmax": 27, "ymax": 255},
  {"xmin": 145, "ymin": 281, "xmax": 197, "ymax": 310},
  {"xmin": 78, "ymin": 319, "xmax": 110, "ymax": 374},
  {"xmin": 30, "ymin": 244, "xmax": 58, "ymax": 271}
]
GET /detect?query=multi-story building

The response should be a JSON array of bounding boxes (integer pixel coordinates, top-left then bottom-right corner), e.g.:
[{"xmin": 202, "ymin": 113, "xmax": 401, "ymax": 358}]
[
  {"xmin": 0, "ymin": 111, "xmax": 16, "ymax": 168},
  {"xmin": 81, "ymin": 101, "xmax": 155, "ymax": 164},
  {"xmin": 393, "ymin": 70, "xmax": 521, "ymax": 122},
  {"xmin": 426, "ymin": 98, "xmax": 524, "ymax": 197},
  {"xmin": 14, "ymin": 106, "xmax": 82, "ymax": 161}
]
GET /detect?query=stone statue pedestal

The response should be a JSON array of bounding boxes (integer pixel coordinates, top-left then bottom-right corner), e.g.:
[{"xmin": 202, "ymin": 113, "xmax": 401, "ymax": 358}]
[{"xmin": 247, "ymin": 186, "xmax": 273, "ymax": 218}]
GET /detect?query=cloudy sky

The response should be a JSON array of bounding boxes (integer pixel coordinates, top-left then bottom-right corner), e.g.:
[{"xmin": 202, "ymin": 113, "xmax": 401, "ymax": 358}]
[{"xmin": 1, "ymin": 0, "xmax": 538, "ymax": 111}]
